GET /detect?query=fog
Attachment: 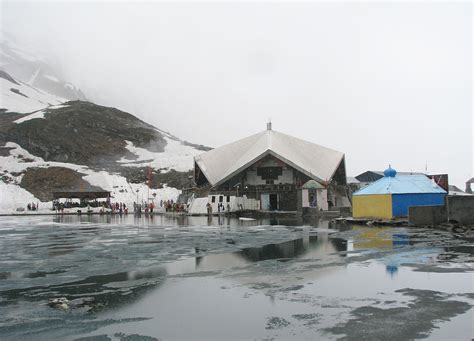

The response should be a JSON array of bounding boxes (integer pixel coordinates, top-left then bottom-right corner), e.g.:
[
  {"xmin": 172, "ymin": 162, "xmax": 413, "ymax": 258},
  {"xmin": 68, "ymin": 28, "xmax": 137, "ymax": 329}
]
[{"xmin": 2, "ymin": 1, "xmax": 472, "ymax": 187}]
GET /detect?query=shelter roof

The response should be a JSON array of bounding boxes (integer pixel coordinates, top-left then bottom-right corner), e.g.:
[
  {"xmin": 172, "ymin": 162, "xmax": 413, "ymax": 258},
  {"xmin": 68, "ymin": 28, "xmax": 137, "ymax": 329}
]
[
  {"xmin": 302, "ymin": 180, "xmax": 325, "ymax": 189},
  {"xmin": 194, "ymin": 129, "xmax": 344, "ymax": 186},
  {"xmin": 53, "ymin": 191, "xmax": 111, "ymax": 199},
  {"xmin": 353, "ymin": 175, "xmax": 446, "ymax": 196}
]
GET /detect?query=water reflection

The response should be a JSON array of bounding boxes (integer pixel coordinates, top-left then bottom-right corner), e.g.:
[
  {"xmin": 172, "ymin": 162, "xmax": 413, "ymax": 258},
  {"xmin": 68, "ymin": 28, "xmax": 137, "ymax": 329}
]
[
  {"xmin": 1, "ymin": 214, "xmax": 473, "ymax": 341},
  {"xmin": 239, "ymin": 235, "xmax": 346, "ymax": 262},
  {"xmin": 50, "ymin": 213, "xmax": 343, "ymax": 230}
]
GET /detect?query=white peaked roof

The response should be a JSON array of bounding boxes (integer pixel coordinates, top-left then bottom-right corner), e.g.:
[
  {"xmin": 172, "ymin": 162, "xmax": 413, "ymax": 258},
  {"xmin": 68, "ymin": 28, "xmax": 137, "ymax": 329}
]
[{"xmin": 194, "ymin": 129, "xmax": 345, "ymax": 187}]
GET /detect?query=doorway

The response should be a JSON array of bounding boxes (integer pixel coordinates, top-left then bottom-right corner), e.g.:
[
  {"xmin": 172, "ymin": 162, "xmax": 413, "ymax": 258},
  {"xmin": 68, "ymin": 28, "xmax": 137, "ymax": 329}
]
[{"xmin": 269, "ymin": 193, "xmax": 278, "ymax": 211}]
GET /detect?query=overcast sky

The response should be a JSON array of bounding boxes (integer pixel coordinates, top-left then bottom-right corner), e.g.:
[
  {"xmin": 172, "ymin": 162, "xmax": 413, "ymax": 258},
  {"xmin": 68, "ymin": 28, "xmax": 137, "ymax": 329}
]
[{"xmin": 2, "ymin": 1, "xmax": 472, "ymax": 188}]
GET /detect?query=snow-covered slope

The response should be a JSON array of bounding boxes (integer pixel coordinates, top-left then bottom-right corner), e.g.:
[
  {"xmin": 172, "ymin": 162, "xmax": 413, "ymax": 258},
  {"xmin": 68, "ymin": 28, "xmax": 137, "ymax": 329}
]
[
  {"xmin": 0, "ymin": 73, "xmax": 210, "ymax": 214},
  {"xmin": 118, "ymin": 136, "xmax": 202, "ymax": 172},
  {"xmin": 0, "ymin": 142, "xmax": 181, "ymax": 214},
  {"xmin": 0, "ymin": 71, "xmax": 66, "ymax": 113},
  {"xmin": 0, "ymin": 32, "xmax": 86, "ymax": 101}
]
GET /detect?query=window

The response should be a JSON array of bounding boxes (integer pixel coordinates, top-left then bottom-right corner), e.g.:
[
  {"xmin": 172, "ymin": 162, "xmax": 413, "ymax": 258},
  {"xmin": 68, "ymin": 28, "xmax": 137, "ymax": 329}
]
[
  {"xmin": 211, "ymin": 196, "xmax": 216, "ymax": 203},
  {"xmin": 257, "ymin": 167, "xmax": 282, "ymax": 180},
  {"xmin": 266, "ymin": 180, "xmax": 274, "ymax": 185},
  {"xmin": 226, "ymin": 196, "xmax": 230, "ymax": 202},
  {"xmin": 219, "ymin": 196, "xmax": 223, "ymax": 203}
]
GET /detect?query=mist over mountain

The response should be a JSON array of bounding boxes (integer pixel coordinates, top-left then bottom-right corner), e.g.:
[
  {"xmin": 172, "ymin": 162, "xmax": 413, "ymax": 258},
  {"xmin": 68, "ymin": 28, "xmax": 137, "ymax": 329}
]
[
  {"xmin": 1, "ymin": 0, "xmax": 473, "ymax": 191},
  {"xmin": 0, "ymin": 33, "xmax": 87, "ymax": 102}
]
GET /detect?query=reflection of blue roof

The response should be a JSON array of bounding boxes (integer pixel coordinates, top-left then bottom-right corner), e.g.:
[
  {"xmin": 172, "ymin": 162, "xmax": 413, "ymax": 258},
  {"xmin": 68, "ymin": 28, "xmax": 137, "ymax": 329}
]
[{"xmin": 353, "ymin": 175, "xmax": 447, "ymax": 195}]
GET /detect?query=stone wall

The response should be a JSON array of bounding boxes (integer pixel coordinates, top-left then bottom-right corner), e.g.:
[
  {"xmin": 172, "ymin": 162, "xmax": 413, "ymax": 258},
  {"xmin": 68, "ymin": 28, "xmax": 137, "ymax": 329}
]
[
  {"xmin": 408, "ymin": 196, "xmax": 474, "ymax": 226},
  {"xmin": 408, "ymin": 205, "xmax": 447, "ymax": 226},
  {"xmin": 446, "ymin": 196, "xmax": 474, "ymax": 224}
]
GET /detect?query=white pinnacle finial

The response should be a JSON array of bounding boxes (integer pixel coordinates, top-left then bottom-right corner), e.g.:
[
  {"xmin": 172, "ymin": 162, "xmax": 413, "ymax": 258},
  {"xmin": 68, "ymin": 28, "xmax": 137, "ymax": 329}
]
[{"xmin": 267, "ymin": 119, "xmax": 272, "ymax": 130}]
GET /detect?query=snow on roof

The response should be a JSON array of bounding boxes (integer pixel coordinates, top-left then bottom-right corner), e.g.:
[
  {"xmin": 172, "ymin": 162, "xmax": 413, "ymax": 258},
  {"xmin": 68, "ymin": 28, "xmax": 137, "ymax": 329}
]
[
  {"xmin": 353, "ymin": 174, "xmax": 447, "ymax": 196},
  {"xmin": 194, "ymin": 129, "xmax": 344, "ymax": 186}
]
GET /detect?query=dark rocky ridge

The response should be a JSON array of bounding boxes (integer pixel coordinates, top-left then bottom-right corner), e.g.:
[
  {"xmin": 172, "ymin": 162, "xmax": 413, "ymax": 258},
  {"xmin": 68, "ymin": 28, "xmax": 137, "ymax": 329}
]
[
  {"xmin": 20, "ymin": 167, "xmax": 103, "ymax": 202},
  {"xmin": 1, "ymin": 99, "xmax": 212, "ymax": 195},
  {"xmin": 118, "ymin": 167, "xmax": 194, "ymax": 189},
  {"xmin": 1, "ymin": 101, "xmax": 168, "ymax": 167}
]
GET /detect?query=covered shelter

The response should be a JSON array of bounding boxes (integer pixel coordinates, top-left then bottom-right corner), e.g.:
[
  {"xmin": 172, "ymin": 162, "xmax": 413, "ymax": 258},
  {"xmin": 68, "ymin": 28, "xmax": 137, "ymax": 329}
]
[
  {"xmin": 299, "ymin": 180, "xmax": 328, "ymax": 211},
  {"xmin": 352, "ymin": 167, "xmax": 446, "ymax": 219},
  {"xmin": 194, "ymin": 123, "xmax": 349, "ymax": 211},
  {"xmin": 53, "ymin": 191, "xmax": 111, "ymax": 209},
  {"xmin": 52, "ymin": 191, "xmax": 111, "ymax": 200}
]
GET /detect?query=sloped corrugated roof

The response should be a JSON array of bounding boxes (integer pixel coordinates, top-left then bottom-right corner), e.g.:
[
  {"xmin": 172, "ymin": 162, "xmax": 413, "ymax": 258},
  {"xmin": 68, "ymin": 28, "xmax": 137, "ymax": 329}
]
[
  {"xmin": 370, "ymin": 171, "xmax": 426, "ymax": 176},
  {"xmin": 353, "ymin": 175, "xmax": 447, "ymax": 195},
  {"xmin": 194, "ymin": 129, "xmax": 344, "ymax": 187},
  {"xmin": 346, "ymin": 176, "xmax": 360, "ymax": 184},
  {"xmin": 302, "ymin": 180, "xmax": 325, "ymax": 189}
]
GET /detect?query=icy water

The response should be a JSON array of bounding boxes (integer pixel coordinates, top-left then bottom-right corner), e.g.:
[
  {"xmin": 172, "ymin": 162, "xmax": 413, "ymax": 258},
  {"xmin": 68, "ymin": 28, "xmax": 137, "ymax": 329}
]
[{"xmin": 0, "ymin": 215, "xmax": 472, "ymax": 341}]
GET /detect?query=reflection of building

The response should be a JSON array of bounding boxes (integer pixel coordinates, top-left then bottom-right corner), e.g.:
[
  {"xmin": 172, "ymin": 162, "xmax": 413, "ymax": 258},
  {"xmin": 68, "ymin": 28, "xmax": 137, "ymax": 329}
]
[
  {"xmin": 352, "ymin": 167, "xmax": 446, "ymax": 219},
  {"xmin": 194, "ymin": 123, "xmax": 349, "ymax": 211},
  {"xmin": 349, "ymin": 226, "xmax": 393, "ymax": 250}
]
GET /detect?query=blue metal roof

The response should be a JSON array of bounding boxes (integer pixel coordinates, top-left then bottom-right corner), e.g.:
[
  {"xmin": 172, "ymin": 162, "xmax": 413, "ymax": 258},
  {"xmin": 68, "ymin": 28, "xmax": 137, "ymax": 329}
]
[{"xmin": 353, "ymin": 174, "xmax": 447, "ymax": 195}]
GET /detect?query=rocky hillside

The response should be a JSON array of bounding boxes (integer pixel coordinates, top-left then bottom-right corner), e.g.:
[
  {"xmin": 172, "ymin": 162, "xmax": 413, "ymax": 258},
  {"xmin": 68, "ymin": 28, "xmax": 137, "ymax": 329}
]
[
  {"xmin": 1, "ymin": 100, "xmax": 168, "ymax": 166},
  {"xmin": 0, "ymin": 71, "xmax": 211, "ymax": 212}
]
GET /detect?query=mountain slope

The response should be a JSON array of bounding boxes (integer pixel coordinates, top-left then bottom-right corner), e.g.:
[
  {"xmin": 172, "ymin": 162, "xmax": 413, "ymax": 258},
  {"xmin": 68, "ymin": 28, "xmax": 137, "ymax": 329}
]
[
  {"xmin": 0, "ymin": 70, "xmax": 66, "ymax": 113},
  {"xmin": 0, "ymin": 72, "xmax": 210, "ymax": 213},
  {"xmin": 0, "ymin": 33, "xmax": 86, "ymax": 101}
]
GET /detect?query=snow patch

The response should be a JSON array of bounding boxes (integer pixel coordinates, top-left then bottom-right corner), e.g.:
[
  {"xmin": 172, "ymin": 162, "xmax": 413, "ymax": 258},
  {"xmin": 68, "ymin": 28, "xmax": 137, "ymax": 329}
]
[
  {"xmin": 27, "ymin": 67, "xmax": 41, "ymax": 85},
  {"xmin": 118, "ymin": 137, "xmax": 202, "ymax": 172},
  {"xmin": 0, "ymin": 142, "xmax": 182, "ymax": 214},
  {"xmin": 0, "ymin": 182, "xmax": 45, "ymax": 213},
  {"xmin": 1, "ymin": 78, "xmax": 65, "ymax": 113},
  {"xmin": 14, "ymin": 110, "xmax": 46, "ymax": 124},
  {"xmin": 48, "ymin": 104, "xmax": 69, "ymax": 110},
  {"xmin": 43, "ymin": 74, "xmax": 59, "ymax": 82}
]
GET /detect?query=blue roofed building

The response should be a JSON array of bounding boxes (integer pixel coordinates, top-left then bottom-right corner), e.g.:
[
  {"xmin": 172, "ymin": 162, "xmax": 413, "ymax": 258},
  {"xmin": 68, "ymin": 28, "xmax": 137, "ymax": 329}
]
[{"xmin": 352, "ymin": 166, "xmax": 447, "ymax": 219}]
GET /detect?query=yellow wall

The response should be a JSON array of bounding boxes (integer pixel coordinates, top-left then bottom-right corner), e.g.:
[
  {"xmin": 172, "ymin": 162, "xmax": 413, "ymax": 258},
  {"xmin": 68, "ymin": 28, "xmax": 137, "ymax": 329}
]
[{"xmin": 353, "ymin": 194, "xmax": 392, "ymax": 219}]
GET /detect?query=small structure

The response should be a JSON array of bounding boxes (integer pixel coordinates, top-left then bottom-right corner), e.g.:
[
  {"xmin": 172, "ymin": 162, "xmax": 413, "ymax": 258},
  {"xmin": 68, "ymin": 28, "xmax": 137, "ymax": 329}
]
[
  {"xmin": 299, "ymin": 180, "xmax": 328, "ymax": 211},
  {"xmin": 448, "ymin": 185, "xmax": 470, "ymax": 196},
  {"xmin": 352, "ymin": 166, "xmax": 446, "ymax": 219},
  {"xmin": 465, "ymin": 177, "xmax": 474, "ymax": 194},
  {"xmin": 52, "ymin": 191, "xmax": 111, "ymax": 208},
  {"xmin": 193, "ymin": 123, "xmax": 349, "ymax": 212}
]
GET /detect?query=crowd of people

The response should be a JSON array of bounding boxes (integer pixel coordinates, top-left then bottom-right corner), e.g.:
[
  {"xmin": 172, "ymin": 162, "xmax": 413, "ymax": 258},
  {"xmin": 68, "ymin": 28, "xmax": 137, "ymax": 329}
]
[
  {"xmin": 26, "ymin": 203, "xmax": 39, "ymax": 211},
  {"xmin": 163, "ymin": 199, "xmax": 187, "ymax": 213},
  {"xmin": 45, "ymin": 198, "xmax": 193, "ymax": 215},
  {"xmin": 52, "ymin": 200, "xmax": 129, "ymax": 214}
]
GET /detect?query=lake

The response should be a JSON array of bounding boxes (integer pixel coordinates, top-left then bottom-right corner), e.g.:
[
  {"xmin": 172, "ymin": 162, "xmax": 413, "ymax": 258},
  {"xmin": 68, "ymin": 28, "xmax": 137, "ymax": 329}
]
[{"xmin": 0, "ymin": 214, "xmax": 472, "ymax": 340}]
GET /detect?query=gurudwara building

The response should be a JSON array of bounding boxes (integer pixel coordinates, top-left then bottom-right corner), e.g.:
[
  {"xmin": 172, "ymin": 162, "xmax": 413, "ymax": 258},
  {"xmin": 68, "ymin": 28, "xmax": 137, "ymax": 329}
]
[{"xmin": 193, "ymin": 123, "xmax": 350, "ymax": 212}]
